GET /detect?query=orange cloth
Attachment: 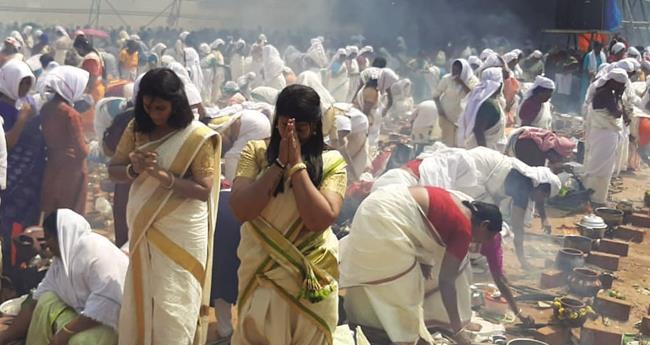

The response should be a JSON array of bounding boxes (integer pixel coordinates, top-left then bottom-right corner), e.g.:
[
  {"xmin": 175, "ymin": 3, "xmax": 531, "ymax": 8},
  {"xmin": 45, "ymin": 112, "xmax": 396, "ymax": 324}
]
[
  {"xmin": 639, "ymin": 118, "xmax": 650, "ymax": 146},
  {"xmin": 40, "ymin": 101, "xmax": 89, "ymax": 216},
  {"xmin": 119, "ymin": 49, "xmax": 139, "ymax": 69},
  {"xmin": 578, "ymin": 33, "xmax": 609, "ymax": 53},
  {"xmin": 503, "ymin": 77, "xmax": 520, "ymax": 127}
]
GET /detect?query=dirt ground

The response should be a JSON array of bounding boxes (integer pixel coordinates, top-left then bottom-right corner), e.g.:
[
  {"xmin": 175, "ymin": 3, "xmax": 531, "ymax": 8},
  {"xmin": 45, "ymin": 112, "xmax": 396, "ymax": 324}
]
[{"xmin": 475, "ymin": 166, "xmax": 650, "ymax": 342}]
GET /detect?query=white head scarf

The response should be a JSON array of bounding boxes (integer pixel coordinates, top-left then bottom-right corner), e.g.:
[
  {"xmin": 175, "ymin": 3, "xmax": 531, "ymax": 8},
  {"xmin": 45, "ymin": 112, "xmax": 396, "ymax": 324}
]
[
  {"xmin": 458, "ymin": 67, "xmax": 503, "ymax": 145},
  {"xmin": 178, "ymin": 31, "xmax": 190, "ymax": 42},
  {"xmin": 0, "ymin": 59, "xmax": 34, "ymax": 101},
  {"xmin": 199, "ymin": 43, "xmax": 210, "ymax": 56},
  {"xmin": 523, "ymin": 75, "xmax": 556, "ymax": 102},
  {"xmin": 250, "ymin": 86, "xmax": 279, "ymax": 105},
  {"xmin": 305, "ymin": 40, "xmax": 328, "ymax": 68},
  {"xmin": 150, "ymin": 43, "xmax": 167, "ymax": 56},
  {"xmin": 612, "ymin": 42, "xmax": 626, "ymax": 54},
  {"xmin": 390, "ymin": 78, "xmax": 412, "ymax": 99},
  {"xmin": 530, "ymin": 50, "xmax": 543, "ymax": 59},
  {"xmin": 263, "ymin": 45, "xmax": 285, "ymax": 79},
  {"xmin": 33, "ymin": 209, "xmax": 128, "ymax": 330},
  {"xmin": 360, "ymin": 67, "xmax": 381, "ymax": 84},
  {"xmin": 503, "ymin": 52, "xmax": 518, "ymax": 64},
  {"xmin": 40, "ymin": 65, "xmax": 89, "ymax": 104},
  {"xmin": 628, "ymin": 46, "xmax": 641, "ymax": 61},
  {"xmin": 480, "ymin": 48, "xmax": 495, "ymax": 61},
  {"xmin": 346, "ymin": 46, "xmax": 359, "ymax": 56},
  {"xmin": 468, "ymin": 56, "xmax": 482, "ymax": 69},
  {"xmin": 642, "ymin": 60, "xmax": 650, "ymax": 73},
  {"xmin": 453, "ymin": 58, "xmax": 475, "ymax": 85},
  {"xmin": 378, "ymin": 68, "xmax": 399, "ymax": 92},
  {"xmin": 210, "ymin": 39, "xmax": 225, "ymax": 50},
  {"xmin": 359, "ymin": 45, "xmax": 374, "ymax": 56},
  {"xmin": 297, "ymin": 70, "xmax": 335, "ymax": 109},
  {"xmin": 584, "ymin": 67, "xmax": 630, "ymax": 109},
  {"xmin": 168, "ymin": 62, "xmax": 202, "ymax": 106},
  {"xmin": 477, "ymin": 54, "xmax": 504, "ymax": 76},
  {"xmin": 55, "ymin": 26, "xmax": 69, "ymax": 38}
]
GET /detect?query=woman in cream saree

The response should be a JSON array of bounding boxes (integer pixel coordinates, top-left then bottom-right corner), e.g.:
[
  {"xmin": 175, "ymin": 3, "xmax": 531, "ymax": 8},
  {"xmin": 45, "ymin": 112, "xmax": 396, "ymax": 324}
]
[
  {"xmin": 340, "ymin": 186, "xmax": 502, "ymax": 345},
  {"xmin": 230, "ymin": 85, "xmax": 347, "ymax": 345},
  {"xmin": 108, "ymin": 68, "xmax": 221, "ymax": 345}
]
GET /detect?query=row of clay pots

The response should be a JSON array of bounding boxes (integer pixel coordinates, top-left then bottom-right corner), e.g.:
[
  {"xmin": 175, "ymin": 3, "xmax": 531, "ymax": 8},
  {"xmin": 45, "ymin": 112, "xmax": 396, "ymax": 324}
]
[{"xmin": 556, "ymin": 246, "xmax": 613, "ymax": 297}]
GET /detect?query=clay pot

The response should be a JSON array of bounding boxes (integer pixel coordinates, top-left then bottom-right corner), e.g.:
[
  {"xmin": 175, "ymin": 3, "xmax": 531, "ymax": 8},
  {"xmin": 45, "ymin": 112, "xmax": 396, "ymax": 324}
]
[
  {"xmin": 556, "ymin": 248, "xmax": 586, "ymax": 272},
  {"xmin": 553, "ymin": 297, "xmax": 589, "ymax": 328},
  {"xmin": 595, "ymin": 208, "xmax": 624, "ymax": 228},
  {"xmin": 600, "ymin": 273, "xmax": 615, "ymax": 290},
  {"xmin": 563, "ymin": 235, "xmax": 593, "ymax": 254},
  {"xmin": 568, "ymin": 267, "xmax": 602, "ymax": 297}
]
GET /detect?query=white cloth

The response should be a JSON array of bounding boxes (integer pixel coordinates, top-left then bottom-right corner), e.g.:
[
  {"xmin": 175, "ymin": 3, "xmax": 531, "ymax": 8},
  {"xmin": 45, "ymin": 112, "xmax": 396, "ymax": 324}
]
[
  {"xmin": 583, "ymin": 68, "xmax": 630, "ymax": 115},
  {"xmin": 432, "ymin": 61, "xmax": 479, "ymax": 124},
  {"xmin": 250, "ymin": 86, "xmax": 279, "ymax": 105},
  {"xmin": 411, "ymin": 100, "xmax": 442, "ymax": 141},
  {"xmin": 371, "ymin": 168, "xmax": 418, "ymax": 192},
  {"xmin": 457, "ymin": 67, "xmax": 503, "ymax": 148},
  {"xmin": 340, "ymin": 186, "xmax": 473, "ymax": 343},
  {"xmin": 522, "ymin": 75, "xmax": 556, "ymax": 102},
  {"xmin": 297, "ymin": 70, "xmax": 336, "ymax": 109},
  {"xmin": 183, "ymin": 47, "xmax": 204, "ymax": 93},
  {"xmin": 378, "ymin": 68, "xmax": 399, "ymax": 93},
  {"xmin": 521, "ymin": 76, "xmax": 555, "ymax": 129},
  {"xmin": 224, "ymin": 110, "xmax": 271, "ymax": 160},
  {"xmin": 33, "ymin": 209, "xmax": 128, "ymax": 329},
  {"xmin": 584, "ymin": 114, "xmax": 621, "ymax": 204},
  {"xmin": 328, "ymin": 49, "xmax": 350, "ymax": 102},
  {"xmin": 262, "ymin": 45, "xmax": 286, "ymax": 90},
  {"xmin": 40, "ymin": 65, "xmax": 89, "ymax": 104},
  {"xmin": 0, "ymin": 59, "xmax": 34, "ymax": 101},
  {"xmin": 611, "ymin": 42, "xmax": 626, "ymax": 54},
  {"xmin": 168, "ymin": 62, "xmax": 202, "ymax": 107},
  {"xmin": 418, "ymin": 149, "xmax": 480, "ymax": 190},
  {"xmin": 461, "ymin": 147, "xmax": 561, "ymax": 201}
]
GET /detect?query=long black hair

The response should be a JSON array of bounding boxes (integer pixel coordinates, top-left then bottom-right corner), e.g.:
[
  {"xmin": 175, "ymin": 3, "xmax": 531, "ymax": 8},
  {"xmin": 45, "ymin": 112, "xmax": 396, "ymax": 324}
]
[
  {"xmin": 267, "ymin": 84, "xmax": 324, "ymax": 195},
  {"xmin": 134, "ymin": 68, "xmax": 194, "ymax": 133},
  {"xmin": 462, "ymin": 200, "xmax": 503, "ymax": 233}
]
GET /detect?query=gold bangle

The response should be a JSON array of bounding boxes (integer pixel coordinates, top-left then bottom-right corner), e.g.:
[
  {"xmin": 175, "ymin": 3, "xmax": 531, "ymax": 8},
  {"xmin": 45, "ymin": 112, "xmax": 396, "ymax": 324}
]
[
  {"xmin": 61, "ymin": 324, "xmax": 75, "ymax": 335},
  {"xmin": 287, "ymin": 162, "xmax": 307, "ymax": 179},
  {"xmin": 163, "ymin": 172, "xmax": 176, "ymax": 189}
]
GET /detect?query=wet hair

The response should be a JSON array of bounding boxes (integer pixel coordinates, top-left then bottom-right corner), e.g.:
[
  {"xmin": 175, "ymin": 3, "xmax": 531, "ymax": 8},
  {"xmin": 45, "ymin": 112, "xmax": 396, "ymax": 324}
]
[
  {"xmin": 372, "ymin": 56, "xmax": 387, "ymax": 68},
  {"xmin": 134, "ymin": 68, "xmax": 194, "ymax": 133},
  {"xmin": 462, "ymin": 200, "xmax": 502, "ymax": 233},
  {"xmin": 267, "ymin": 84, "xmax": 324, "ymax": 195},
  {"xmin": 43, "ymin": 210, "xmax": 58, "ymax": 239}
]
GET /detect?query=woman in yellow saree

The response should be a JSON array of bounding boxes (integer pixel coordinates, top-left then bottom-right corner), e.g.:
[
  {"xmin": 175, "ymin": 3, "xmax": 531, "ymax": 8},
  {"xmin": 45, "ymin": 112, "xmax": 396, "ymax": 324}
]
[
  {"xmin": 108, "ymin": 68, "xmax": 221, "ymax": 345},
  {"xmin": 230, "ymin": 84, "xmax": 347, "ymax": 345}
]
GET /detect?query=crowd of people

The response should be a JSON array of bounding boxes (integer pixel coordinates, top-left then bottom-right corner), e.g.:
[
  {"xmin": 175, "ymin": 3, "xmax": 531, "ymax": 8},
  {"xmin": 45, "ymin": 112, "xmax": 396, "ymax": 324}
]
[{"xmin": 0, "ymin": 22, "xmax": 648, "ymax": 345}]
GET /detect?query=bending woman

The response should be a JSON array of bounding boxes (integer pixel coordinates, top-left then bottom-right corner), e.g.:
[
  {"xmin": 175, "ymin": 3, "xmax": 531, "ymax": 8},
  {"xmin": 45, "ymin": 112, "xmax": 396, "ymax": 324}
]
[
  {"xmin": 0, "ymin": 209, "xmax": 127, "ymax": 345},
  {"xmin": 108, "ymin": 68, "xmax": 221, "ymax": 345},
  {"xmin": 230, "ymin": 84, "xmax": 347, "ymax": 345},
  {"xmin": 340, "ymin": 186, "xmax": 502, "ymax": 345}
]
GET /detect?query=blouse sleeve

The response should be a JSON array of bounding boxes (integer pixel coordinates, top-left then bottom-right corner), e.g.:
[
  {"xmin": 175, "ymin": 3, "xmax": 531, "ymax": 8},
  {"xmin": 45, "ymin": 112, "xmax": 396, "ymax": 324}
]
[
  {"xmin": 190, "ymin": 139, "xmax": 216, "ymax": 179},
  {"xmin": 320, "ymin": 151, "xmax": 348, "ymax": 198},
  {"xmin": 235, "ymin": 140, "xmax": 265, "ymax": 179},
  {"xmin": 109, "ymin": 120, "xmax": 135, "ymax": 166},
  {"xmin": 82, "ymin": 59, "xmax": 101, "ymax": 77}
]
